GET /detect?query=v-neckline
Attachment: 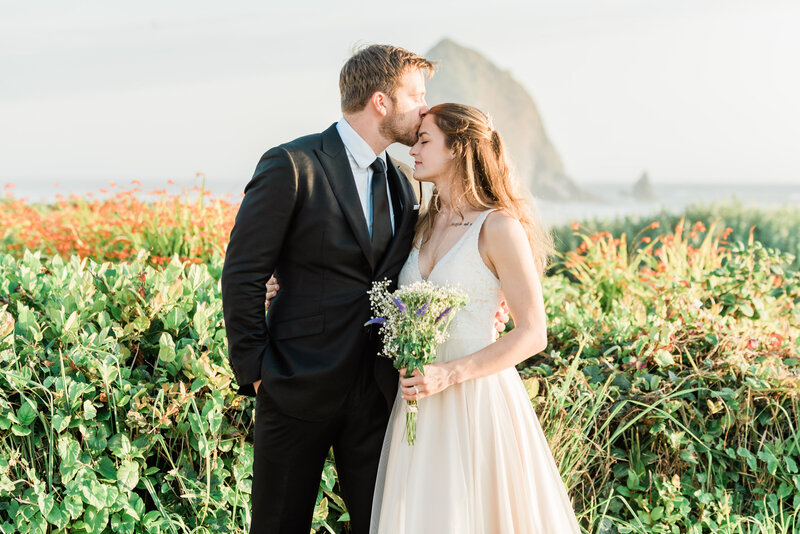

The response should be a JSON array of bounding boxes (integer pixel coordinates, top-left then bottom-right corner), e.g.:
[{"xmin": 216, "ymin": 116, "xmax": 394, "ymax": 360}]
[{"xmin": 417, "ymin": 218, "xmax": 478, "ymax": 282}]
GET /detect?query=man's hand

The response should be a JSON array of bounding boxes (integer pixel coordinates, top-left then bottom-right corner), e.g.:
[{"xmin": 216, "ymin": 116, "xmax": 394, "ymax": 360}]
[
  {"xmin": 265, "ymin": 275, "xmax": 279, "ymax": 309},
  {"xmin": 493, "ymin": 299, "xmax": 510, "ymax": 339},
  {"xmin": 253, "ymin": 379, "xmax": 262, "ymax": 394}
]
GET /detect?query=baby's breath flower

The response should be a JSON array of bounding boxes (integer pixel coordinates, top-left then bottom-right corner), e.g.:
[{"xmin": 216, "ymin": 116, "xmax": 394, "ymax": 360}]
[{"xmin": 364, "ymin": 279, "xmax": 468, "ymax": 444}]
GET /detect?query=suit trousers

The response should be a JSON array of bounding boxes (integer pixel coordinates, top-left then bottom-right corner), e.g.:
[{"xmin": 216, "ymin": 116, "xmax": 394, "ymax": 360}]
[{"xmin": 249, "ymin": 362, "xmax": 391, "ymax": 534}]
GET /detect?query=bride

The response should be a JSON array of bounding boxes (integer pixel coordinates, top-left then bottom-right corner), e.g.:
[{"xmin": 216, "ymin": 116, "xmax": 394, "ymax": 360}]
[{"xmin": 370, "ymin": 103, "xmax": 582, "ymax": 533}]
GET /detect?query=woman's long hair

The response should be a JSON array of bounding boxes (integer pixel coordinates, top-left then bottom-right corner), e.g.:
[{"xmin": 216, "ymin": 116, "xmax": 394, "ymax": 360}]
[{"xmin": 415, "ymin": 103, "xmax": 554, "ymax": 274}]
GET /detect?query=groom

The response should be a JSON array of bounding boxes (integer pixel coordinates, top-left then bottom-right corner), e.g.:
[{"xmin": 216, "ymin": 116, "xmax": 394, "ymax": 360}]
[{"xmin": 221, "ymin": 45, "xmax": 434, "ymax": 533}]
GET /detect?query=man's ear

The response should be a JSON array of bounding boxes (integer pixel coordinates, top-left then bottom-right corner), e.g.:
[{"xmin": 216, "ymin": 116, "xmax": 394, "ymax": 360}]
[{"xmin": 371, "ymin": 92, "xmax": 390, "ymax": 117}]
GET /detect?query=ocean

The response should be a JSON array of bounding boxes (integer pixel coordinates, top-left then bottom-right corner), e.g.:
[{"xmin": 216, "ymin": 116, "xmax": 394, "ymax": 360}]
[{"xmin": 3, "ymin": 178, "xmax": 798, "ymax": 227}]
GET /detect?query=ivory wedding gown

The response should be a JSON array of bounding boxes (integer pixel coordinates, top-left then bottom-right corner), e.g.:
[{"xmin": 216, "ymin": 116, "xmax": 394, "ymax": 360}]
[{"xmin": 370, "ymin": 210, "xmax": 582, "ymax": 534}]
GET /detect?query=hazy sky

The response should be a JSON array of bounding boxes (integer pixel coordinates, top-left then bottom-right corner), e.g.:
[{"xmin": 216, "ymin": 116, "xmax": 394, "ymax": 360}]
[{"xmin": 1, "ymin": 0, "xmax": 798, "ymax": 193}]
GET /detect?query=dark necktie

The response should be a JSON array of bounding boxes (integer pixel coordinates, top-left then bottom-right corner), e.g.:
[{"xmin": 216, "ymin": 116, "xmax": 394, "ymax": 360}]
[{"xmin": 370, "ymin": 157, "xmax": 392, "ymax": 263}]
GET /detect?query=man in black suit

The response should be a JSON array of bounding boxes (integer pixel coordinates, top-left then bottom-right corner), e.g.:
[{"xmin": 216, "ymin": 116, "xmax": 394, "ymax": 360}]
[{"xmin": 221, "ymin": 45, "xmax": 434, "ymax": 533}]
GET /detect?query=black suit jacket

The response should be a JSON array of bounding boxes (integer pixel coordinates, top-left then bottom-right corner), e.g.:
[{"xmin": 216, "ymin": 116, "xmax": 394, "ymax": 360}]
[{"xmin": 222, "ymin": 124, "xmax": 419, "ymax": 421}]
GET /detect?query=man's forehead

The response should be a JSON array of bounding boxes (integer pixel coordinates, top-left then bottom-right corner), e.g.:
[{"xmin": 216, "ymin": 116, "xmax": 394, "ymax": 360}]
[{"xmin": 402, "ymin": 68, "xmax": 427, "ymax": 90}]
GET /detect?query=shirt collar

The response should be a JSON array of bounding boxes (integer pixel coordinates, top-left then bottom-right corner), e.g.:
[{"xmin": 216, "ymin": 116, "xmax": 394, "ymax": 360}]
[{"xmin": 336, "ymin": 117, "xmax": 387, "ymax": 170}]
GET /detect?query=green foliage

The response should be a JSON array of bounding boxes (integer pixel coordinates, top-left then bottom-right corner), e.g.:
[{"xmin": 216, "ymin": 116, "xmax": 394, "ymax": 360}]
[
  {"xmin": 0, "ymin": 252, "xmax": 345, "ymax": 533},
  {"xmin": 528, "ymin": 218, "xmax": 800, "ymax": 533},
  {"xmin": 3, "ymin": 201, "xmax": 800, "ymax": 533}
]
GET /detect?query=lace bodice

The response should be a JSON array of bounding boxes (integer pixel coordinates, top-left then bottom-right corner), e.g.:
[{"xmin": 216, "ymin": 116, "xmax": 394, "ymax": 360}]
[{"xmin": 397, "ymin": 210, "xmax": 503, "ymax": 350}]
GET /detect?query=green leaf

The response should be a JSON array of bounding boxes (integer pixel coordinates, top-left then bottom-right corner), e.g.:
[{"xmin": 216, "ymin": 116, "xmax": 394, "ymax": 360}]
[
  {"xmin": 62, "ymin": 493, "xmax": 84, "ymax": 520},
  {"xmin": 120, "ymin": 492, "xmax": 144, "ymax": 521},
  {"xmin": 653, "ymin": 350, "xmax": 675, "ymax": 367},
  {"xmin": 62, "ymin": 311, "xmax": 80, "ymax": 337},
  {"xmin": 164, "ymin": 308, "xmax": 187, "ymax": 331},
  {"xmin": 16, "ymin": 396, "xmax": 37, "ymax": 426},
  {"xmin": 40, "ymin": 493, "xmax": 67, "ymax": 527},
  {"xmin": 11, "ymin": 424, "xmax": 31, "ymax": 436},
  {"xmin": 108, "ymin": 434, "xmax": 132, "ymax": 458},
  {"xmin": 37, "ymin": 492, "xmax": 55, "ymax": 520},
  {"xmin": 83, "ymin": 400, "xmax": 97, "ymax": 420},
  {"xmin": 82, "ymin": 505, "xmax": 109, "ymax": 533},
  {"xmin": 85, "ymin": 425, "xmax": 108, "ymax": 453},
  {"xmin": 193, "ymin": 307, "xmax": 209, "ymax": 335},
  {"xmin": 96, "ymin": 456, "xmax": 117, "ymax": 481},
  {"xmin": 786, "ymin": 456, "xmax": 798, "ymax": 474},
  {"xmin": 51, "ymin": 413, "xmax": 71, "ymax": 433},
  {"xmin": 777, "ymin": 481, "xmax": 793, "ymax": 499},
  {"xmin": 131, "ymin": 315, "xmax": 150, "ymax": 332},
  {"xmin": 110, "ymin": 511, "xmax": 137, "ymax": 534},
  {"xmin": 117, "ymin": 460, "xmax": 139, "ymax": 491},
  {"xmin": 158, "ymin": 332, "xmax": 176, "ymax": 363}
]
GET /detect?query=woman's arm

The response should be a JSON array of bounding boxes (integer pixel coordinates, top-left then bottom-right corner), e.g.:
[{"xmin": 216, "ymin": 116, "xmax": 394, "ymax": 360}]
[{"xmin": 400, "ymin": 211, "xmax": 547, "ymax": 400}]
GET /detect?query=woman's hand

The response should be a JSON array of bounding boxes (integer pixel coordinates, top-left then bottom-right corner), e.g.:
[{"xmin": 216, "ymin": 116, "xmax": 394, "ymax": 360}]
[
  {"xmin": 399, "ymin": 363, "xmax": 454, "ymax": 401},
  {"xmin": 493, "ymin": 299, "xmax": 510, "ymax": 339},
  {"xmin": 265, "ymin": 275, "xmax": 279, "ymax": 309}
]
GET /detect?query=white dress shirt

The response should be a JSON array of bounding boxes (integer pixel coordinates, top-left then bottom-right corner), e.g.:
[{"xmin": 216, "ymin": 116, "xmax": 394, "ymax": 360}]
[{"xmin": 336, "ymin": 118, "xmax": 395, "ymax": 237}]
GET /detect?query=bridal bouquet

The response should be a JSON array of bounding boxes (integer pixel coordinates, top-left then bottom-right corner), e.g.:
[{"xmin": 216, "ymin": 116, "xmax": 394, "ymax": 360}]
[{"xmin": 365, "ymin": 280, "xmax": 468, "ymax": 444}]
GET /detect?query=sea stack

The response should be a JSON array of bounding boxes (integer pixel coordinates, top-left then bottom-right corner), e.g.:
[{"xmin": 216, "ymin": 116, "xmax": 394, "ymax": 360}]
[{"xmin": 423, "ymin": 38, "xmax": 594, "ymax": 202}]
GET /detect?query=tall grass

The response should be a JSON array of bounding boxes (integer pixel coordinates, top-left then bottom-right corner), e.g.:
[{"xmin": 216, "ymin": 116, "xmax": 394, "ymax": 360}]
[
  {"xmin": 553, "ymin": 201, "xmax": 800, "ymax": 268},
  {"xmin": 531, "ymin": 218, "xmax": 800, "ymax": 533}
]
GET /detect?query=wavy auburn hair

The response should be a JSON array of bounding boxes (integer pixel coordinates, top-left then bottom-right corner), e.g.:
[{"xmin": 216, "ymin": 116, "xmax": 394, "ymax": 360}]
[{"xmin": 416, "ymin": 103, "xmax": 554, "ymax": 274}]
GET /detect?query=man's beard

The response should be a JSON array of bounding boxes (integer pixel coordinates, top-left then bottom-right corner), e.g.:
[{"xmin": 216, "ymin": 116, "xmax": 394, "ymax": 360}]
[{"xmin": 379, "ymin": 111, "xmax": 419, "ymax": 146}]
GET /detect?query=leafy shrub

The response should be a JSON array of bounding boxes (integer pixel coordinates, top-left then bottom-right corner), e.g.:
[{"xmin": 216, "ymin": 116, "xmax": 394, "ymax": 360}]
[
  {"xmin": 3, "ymin": 192, "xmax": 800, "ymax": 533},
  {"xmin": 0, "ymin": 253, "xmax": 345, "ymax": 533},
  {"xmin": 531, "ymin": 218, "xmax": 800, "ymax": 532}
]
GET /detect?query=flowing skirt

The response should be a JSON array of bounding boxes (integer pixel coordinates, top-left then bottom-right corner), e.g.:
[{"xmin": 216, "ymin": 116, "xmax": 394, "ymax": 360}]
[{"xmin": 370, "ymin": 337, "xmax": 582, "ymax": 534}]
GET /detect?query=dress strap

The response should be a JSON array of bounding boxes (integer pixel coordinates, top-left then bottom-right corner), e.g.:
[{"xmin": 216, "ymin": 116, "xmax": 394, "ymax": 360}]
[{"xmin": 469, "ymin": 209, "xmax": 496, "ymax": 239}]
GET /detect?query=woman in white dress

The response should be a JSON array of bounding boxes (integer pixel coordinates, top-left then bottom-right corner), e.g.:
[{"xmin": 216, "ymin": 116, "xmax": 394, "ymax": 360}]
[{"xmin": 370, "ymin": 103, "xmax": 582, "ymax": 533}]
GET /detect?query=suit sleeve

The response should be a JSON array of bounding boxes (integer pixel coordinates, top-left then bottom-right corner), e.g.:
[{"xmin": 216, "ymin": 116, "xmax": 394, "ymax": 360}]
[{"xmin": 222, "ymin": 146, "xmax": 298, "ymax": 396}]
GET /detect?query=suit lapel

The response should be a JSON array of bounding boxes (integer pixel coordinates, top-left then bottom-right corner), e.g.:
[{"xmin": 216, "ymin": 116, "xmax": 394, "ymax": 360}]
[
  {"xmin": 375, "ymin": 154, "xmax": 416, "ymax": 276},
  {"xmin": 315, "ymin": 124, "xmax": 375, "ymax": 270}
]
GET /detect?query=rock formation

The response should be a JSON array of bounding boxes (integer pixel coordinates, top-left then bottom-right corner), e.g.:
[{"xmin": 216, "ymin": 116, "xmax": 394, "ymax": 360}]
[
  {"xmin": 632, "ymin": 172, "xmax": 656, "ymax": 202},
  {"xmin": 421, "ymin": 38, "xmax": 594, "ymax": 202}
]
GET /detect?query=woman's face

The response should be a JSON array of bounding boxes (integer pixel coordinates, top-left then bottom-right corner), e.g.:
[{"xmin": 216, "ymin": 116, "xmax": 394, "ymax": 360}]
[{"xmin": 409, "ymin": 114, "xmax": 455, "ymax": 183}]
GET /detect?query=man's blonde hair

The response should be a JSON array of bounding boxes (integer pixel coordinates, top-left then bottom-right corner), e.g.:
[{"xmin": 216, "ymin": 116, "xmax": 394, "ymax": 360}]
[{"xmin": 339, "ymin": 45, "xmax": 435, "ymax": 114}]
